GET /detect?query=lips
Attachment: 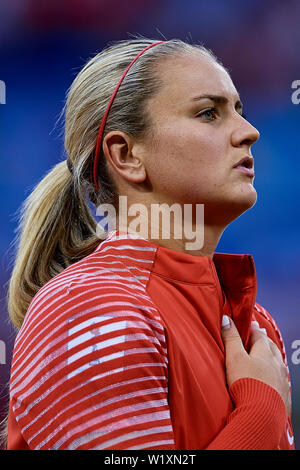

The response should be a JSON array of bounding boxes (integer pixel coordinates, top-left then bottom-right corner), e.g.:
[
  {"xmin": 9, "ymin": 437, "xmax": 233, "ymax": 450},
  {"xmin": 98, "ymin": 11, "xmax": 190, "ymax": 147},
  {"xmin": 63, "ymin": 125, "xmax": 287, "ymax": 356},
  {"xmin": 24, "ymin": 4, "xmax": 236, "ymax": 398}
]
[
  {"xmin": 233, "ymin": 156, "xmax": 255, "ymax": 177},
  {"xmin": 233, "ymin": 156, "xmax": 254, "ymax": 169}
]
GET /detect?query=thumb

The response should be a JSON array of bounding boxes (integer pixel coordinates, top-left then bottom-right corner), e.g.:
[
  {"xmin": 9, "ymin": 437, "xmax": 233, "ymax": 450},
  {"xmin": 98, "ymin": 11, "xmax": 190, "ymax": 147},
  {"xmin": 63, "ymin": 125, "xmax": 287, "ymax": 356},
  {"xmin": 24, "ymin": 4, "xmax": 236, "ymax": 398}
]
[{"xmin": 221, "ymin": 315, "xmax": 246, "ymax": 358}]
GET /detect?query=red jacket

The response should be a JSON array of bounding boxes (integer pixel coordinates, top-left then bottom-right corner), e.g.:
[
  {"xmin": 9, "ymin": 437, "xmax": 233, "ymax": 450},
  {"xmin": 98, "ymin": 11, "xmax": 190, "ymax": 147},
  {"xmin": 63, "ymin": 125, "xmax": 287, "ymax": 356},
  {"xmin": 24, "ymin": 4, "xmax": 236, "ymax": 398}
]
[{"xmin": 7, "ymin": 230, "xmax": 294, "ymax": 450}]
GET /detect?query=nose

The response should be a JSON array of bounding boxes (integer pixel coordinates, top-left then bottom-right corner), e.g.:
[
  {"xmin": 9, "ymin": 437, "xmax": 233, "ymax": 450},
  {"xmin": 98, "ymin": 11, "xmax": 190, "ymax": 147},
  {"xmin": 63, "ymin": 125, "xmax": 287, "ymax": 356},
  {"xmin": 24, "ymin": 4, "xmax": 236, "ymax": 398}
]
[{"xmin": 231, "ymin": 115, "xmax": 260, "ymax": 148}]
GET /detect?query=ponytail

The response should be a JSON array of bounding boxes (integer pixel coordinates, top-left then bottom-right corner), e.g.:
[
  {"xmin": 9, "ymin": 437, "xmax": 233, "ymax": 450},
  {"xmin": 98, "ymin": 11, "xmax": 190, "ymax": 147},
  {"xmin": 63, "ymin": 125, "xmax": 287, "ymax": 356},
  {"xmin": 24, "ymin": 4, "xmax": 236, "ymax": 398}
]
[{"xmin": 7, "ymin": 161, "xmax": 99, "ymax": 329}]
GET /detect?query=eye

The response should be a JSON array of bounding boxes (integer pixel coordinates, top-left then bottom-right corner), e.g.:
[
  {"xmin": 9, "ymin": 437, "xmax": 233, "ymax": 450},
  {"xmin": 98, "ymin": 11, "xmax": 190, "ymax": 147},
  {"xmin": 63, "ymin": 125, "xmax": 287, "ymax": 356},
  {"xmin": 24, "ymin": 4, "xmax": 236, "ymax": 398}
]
[
  {"xmin": 196, "ymin": 107, "xmax": 218, "ymax": 121},
  {"xmin": 237, "ymin": 108, "xmax": 247, "ymax": 119}
]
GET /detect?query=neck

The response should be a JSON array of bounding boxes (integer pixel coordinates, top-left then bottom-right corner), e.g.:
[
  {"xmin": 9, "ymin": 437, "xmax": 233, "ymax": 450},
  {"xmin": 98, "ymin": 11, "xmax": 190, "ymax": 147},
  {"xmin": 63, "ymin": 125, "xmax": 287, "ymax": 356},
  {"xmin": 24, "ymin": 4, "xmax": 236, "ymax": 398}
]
[{"xmin": 112, "ymin": 195, "xmax": 226, "ymax": 258}]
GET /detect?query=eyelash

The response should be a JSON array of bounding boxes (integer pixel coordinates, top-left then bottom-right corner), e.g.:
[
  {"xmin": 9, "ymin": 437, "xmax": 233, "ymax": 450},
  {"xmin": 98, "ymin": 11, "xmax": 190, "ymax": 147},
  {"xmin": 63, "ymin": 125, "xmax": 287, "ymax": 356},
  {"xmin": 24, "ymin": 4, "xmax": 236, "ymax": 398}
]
[{"xmin": 197, "ymin": 107, "xmax": 247, "ymax": 121}]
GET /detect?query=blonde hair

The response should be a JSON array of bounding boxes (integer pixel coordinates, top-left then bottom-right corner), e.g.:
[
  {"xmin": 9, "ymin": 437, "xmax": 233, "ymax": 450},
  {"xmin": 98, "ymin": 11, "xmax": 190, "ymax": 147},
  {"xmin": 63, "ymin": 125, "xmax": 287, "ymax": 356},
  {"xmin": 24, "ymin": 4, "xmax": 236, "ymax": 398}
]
[{"xmin": 7, "ymin": 37, "xmax": 218, "ymax": 331}]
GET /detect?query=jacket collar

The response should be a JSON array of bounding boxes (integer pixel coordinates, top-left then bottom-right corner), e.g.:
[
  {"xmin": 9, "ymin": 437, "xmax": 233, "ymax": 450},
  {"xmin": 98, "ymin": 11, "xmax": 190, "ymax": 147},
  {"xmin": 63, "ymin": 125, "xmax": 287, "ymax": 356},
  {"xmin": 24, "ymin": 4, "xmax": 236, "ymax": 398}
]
[{"xmin": 95, "ymin": 230, "xmax": 256, "ymax": 349}]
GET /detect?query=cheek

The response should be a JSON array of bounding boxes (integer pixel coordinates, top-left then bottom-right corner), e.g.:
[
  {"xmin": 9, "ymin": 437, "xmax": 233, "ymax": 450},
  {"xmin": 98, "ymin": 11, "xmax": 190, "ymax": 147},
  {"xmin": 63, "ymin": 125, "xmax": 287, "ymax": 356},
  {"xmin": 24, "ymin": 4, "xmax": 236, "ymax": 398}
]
[{"xmin": 146, "ymin": 123, "xmax": 227, "ymax": 192}]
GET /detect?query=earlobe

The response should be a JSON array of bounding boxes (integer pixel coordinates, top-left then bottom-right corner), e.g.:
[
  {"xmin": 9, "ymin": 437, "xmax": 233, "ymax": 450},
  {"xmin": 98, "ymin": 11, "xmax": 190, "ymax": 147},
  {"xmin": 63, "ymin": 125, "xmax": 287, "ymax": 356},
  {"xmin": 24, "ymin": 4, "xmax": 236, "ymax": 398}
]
[{"xmin": 102, "ymin": 131, "xmax": 147, "ymax": 184}]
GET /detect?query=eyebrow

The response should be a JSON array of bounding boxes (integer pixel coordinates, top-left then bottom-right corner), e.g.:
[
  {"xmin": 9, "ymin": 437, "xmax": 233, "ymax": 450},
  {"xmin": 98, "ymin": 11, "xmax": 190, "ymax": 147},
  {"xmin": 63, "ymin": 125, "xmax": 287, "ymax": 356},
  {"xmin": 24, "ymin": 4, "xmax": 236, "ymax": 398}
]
[{"xmin": 191, "ymin": 94, "xmax": 243, "ymax": 109}]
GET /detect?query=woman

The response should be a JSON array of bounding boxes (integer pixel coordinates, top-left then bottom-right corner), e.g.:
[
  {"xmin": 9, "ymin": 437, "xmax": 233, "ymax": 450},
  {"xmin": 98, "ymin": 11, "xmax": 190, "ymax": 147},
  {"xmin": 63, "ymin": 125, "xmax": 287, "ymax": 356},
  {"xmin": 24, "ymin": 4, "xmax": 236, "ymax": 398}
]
[{"xmin": 6, "ymin": 38, "xmax": 294, "ymax": 450}]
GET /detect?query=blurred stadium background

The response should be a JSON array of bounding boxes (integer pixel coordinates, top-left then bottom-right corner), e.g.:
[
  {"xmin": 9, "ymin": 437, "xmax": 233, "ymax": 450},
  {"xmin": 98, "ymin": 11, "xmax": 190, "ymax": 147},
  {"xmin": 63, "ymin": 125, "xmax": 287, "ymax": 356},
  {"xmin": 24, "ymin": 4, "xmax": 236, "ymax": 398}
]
[{"xmin": 0, "ymin": 0, "xmax": 299, "ymax": 450}]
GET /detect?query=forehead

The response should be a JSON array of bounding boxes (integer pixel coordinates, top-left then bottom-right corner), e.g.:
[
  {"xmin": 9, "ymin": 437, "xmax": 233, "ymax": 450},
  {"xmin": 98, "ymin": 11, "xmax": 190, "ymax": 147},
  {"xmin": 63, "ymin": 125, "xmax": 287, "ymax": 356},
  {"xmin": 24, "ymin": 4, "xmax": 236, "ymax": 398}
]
[{"xmin": 152, "ymin": 51, "xmax": 238, "ymax": 108}]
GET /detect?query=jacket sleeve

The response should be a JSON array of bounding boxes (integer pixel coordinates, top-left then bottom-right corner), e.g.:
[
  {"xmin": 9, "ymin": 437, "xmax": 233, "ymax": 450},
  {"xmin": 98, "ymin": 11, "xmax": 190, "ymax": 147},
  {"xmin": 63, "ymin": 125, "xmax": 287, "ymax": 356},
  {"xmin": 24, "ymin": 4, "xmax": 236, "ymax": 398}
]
[
  {"xmin": 205, "ymin": 302, "xmax": 294, "ymax": 450},
  {"xmin": 205, "ymin": 377, "xmax": 287, "ymax": 450},
  {"xmin": 8, "ymin": 282, "xmax": 176, "ymax": 450}
]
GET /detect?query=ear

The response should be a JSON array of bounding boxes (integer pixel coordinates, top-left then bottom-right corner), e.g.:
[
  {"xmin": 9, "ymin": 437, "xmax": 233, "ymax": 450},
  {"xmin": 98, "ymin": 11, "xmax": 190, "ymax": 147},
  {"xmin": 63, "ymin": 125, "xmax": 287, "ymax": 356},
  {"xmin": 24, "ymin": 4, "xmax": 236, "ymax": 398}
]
[{"xmin": 102, "ymin": 131, "xmax": 147, "ymax": 183}]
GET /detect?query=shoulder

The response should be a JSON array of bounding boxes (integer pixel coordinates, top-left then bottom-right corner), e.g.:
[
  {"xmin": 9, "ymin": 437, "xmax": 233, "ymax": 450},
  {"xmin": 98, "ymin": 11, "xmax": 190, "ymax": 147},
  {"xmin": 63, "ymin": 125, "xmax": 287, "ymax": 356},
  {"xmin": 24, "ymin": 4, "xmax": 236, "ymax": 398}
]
[
  {"xmin": 9, "ymin": 254, "xmax": 168, "ymax": 393},
  {"xmin": 10, "ymin": 250, "xmax": 166, "ymax": 388},
  {"xmin": 9, "ymin": 253, "xmax": 172, "ymax": 450},
  {"xmin": 20, "ymin": 248, "xmax": 160, "ymax": 337}
]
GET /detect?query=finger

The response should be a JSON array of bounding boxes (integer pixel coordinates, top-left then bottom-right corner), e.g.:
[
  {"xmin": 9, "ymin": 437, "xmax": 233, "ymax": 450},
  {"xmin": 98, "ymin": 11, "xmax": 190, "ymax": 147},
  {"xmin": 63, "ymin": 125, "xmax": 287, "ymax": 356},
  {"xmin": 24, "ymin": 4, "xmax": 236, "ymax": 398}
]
[
  {"xmin": 250, "ymin": 324, "xmax": 288, "ymax": 372},
  {"xmin": 249, "ymin": 321, "xmax": 271, "ymax": 354},
  {"xmin": 268, "ymin": 338, "xmax": 286, "ymax": 364},
  {"xmin": 254, "ymin": 323, "xmax": 286, "ymax": 364},
  {"xmin": 221, "ymin": 315, "xmax": 246, "ymax": 359}
]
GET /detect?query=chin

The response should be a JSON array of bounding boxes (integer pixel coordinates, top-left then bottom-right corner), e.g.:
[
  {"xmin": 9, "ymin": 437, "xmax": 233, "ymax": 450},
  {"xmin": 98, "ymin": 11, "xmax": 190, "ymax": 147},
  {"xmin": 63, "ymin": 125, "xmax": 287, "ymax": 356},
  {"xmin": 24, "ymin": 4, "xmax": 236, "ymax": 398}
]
[
  {"xmin": 205, "ymin": 188, "xmax": 257, "ymax": 226},
  {"xmin": 240, "ymin": 185, "xmax": 257, "ymax": 208},
  {"xmin": 229, "ymin": 188, "xmax": 257, "ymax": 220}
]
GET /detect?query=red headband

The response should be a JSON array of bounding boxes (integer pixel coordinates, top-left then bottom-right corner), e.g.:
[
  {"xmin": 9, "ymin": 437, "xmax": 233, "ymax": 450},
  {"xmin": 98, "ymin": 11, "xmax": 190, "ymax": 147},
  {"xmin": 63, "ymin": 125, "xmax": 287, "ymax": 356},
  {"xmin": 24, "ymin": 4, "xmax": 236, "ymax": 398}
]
[{"xmin": 93, "ymin": 41, "xmax": 166, "ymax": 191}]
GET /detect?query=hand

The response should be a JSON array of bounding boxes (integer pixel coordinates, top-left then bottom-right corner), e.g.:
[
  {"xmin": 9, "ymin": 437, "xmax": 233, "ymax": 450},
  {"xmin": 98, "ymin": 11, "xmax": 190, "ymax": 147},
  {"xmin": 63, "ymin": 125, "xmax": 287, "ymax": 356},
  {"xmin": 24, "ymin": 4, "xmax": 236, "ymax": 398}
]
[{"xmin": 221, "ymin": 316, "xmax": 291, "ymax": 417}]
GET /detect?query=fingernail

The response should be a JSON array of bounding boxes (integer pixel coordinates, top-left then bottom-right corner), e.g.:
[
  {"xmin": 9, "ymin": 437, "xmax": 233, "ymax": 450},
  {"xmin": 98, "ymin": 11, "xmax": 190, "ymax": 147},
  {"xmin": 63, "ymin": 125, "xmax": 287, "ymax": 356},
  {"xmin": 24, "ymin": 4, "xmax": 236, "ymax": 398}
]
[
  {"xmin": 222, "ymin": 315, "xmax": 231, "ymax": 329},
  {"xmin": 260, "ymin": 328, "xmax": 267, "ymax": 335},
  {"xmin": 252, "ymin": 320, "xmax": 260, "ymax": 328}
]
